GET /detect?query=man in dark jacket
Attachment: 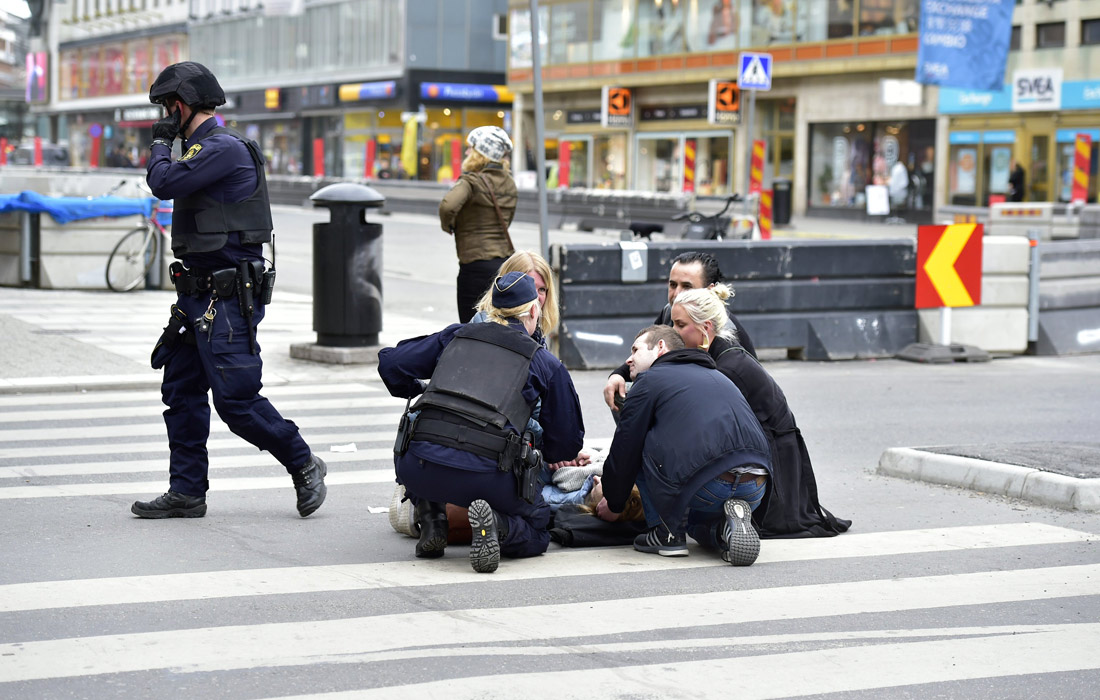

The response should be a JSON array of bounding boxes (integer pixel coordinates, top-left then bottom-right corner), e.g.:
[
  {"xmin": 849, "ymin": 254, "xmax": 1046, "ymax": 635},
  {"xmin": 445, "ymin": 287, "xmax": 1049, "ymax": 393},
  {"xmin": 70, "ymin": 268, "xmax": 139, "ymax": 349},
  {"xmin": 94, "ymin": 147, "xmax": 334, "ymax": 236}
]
[
  {"xmin": 603, "ymin": 251, "xmax": 756, "ymax": 412},
  {"xmin": 594, "ymin": 326, "xmax": 772, "ymax": 566}
]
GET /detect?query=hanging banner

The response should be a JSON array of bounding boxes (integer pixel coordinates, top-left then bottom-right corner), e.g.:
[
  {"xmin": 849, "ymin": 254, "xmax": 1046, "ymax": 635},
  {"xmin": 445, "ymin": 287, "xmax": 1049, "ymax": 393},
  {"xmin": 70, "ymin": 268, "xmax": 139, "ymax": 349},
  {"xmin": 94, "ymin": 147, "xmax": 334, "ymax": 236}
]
[
  {"xmin": 601, "ymin": 86, "xmax": 633, "ymax": 129},
  {"xmin": 1072, "ymin": 134, "xmax": 1092, "ymax": 204},
  {"xmin": 558, "ymin": 141, "xmax": 571, "ymax": 189},
  {"xmin": 915, "ymin": 0, "xmax": 1014, "ymax": 90},
  {"xmin": 707, "ymin": 79, "xmax": 740, "ymax": 125},
  {"xmin": 364, "ymin": 139, "xmax": 375, "ymax": 180}
]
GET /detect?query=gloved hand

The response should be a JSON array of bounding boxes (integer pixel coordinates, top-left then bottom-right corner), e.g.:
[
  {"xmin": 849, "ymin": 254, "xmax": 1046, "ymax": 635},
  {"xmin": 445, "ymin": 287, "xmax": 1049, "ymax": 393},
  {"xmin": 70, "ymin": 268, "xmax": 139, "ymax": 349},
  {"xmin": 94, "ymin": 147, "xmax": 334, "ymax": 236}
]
[{"xmin": 152, "ymin": 110, "xmax": 182, "ymax": 143}]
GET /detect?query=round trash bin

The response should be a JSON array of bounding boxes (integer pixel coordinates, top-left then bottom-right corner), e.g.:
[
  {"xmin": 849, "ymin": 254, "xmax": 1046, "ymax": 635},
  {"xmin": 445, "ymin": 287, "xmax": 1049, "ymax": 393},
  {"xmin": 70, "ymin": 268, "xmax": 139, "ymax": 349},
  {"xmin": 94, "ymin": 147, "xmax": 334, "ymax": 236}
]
[
  {"xmin": 772, "ymin": 179, "xmax": 791, "ymax": 226},
  {"xmin": 309, "ymin": 183, "xmax": 386, "ymax": 347}
]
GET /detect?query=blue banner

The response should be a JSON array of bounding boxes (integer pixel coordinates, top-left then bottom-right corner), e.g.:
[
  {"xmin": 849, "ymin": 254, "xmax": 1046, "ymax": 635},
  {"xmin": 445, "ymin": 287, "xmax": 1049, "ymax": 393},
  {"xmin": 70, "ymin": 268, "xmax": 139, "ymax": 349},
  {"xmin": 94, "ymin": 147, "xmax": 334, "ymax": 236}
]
[
  {"xmin": 915, "ymin": 0, "xmax": 1014, "ymax": 90},
  {"xmin": 419, "ymin": 83, "xmax": 513, "ymax": 103}
]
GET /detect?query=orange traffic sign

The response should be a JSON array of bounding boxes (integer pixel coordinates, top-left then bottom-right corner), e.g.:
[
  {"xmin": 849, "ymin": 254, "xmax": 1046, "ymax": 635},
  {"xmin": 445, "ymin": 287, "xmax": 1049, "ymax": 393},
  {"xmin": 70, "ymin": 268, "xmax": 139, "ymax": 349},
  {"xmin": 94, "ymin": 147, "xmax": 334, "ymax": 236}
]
[
  {"xmin": 915, "ymin": 224, "xmax": 983, "ymax": 309},
  {"xmin": 606, "ymin": 88, "xmax": 631, "ymax": 116}
]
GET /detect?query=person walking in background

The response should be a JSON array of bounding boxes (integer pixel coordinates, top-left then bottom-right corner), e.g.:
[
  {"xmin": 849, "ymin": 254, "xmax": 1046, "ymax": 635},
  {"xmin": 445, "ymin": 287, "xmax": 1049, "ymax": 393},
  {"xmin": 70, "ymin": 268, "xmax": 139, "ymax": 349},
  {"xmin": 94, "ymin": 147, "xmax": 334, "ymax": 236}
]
[
  {"xmin": 132, "ymin": 61, "xmax": 327, "ymax": 520},
  {"xmin": 1008, "ymin": 158, "xmax": 1026, "ymax": 202},
  {"xmin": 439, "ymin": 126, "xmax": 517, "ymax": 323}
]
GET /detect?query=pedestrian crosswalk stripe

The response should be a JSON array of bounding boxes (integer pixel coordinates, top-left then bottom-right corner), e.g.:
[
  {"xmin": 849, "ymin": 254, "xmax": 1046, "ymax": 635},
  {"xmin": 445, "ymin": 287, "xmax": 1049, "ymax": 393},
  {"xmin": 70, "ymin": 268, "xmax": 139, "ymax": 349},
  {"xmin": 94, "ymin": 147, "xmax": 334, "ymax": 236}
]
[
  {"xmin": 0, "ymin": 395, "xmax": 405, "ymax": 424},
  {"xmin": 267, "ymin": 623, "xmax": 1100, "ymax": 700},
  {"xmin": 0, "ymin": 410, "xmax": 401, "ymax": 442},
  {"xmin": 0, "ymin": 430, "xmax": 398, "ymax": 461},
  {"xmin": 0, "ymin": 469, "xmax": 395, "ymax": 499},
  {"xmin": 0, "ymin": 523, "xmax": 1088, "ymax": 612},
  {"xmin": 0, "ymin": 382, "xmax": 375, "ymax": 409},
  {"xmin": 1, "ymin": 563, "xmax": 1097, "ymax": 683},
  {"xmin": 0, "ymin": 447, "xmax": 392, "ymax": 478}
]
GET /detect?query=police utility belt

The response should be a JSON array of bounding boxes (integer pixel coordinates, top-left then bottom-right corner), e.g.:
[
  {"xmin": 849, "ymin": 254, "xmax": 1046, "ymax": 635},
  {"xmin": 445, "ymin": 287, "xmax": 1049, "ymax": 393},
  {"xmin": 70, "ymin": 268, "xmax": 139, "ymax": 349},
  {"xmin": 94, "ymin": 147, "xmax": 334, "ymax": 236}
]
[
  {"xmin": 169, "ymin": 260, "xmax": 276, "ymax": 355},
  {"xmin": 394, "ymin": 408, "xmax": 543, "ymax": 504}
]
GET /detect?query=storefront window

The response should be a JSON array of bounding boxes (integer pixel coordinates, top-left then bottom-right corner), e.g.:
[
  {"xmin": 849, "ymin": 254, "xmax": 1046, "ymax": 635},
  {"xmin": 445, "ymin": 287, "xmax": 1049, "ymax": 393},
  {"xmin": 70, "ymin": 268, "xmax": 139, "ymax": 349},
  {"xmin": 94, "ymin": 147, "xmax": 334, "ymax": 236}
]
[
  {"xmin": 810, "ymin": 120, "xmax": 933, "ymax": 213},
  {"xmin": 695, "ymin": 0, "xmax": 739, "ymax": 51},
  {"xmin": 749, "ymin": 0, "xmax": 796, "ymax": 46},
  {"xmin": 637, "ymin": 0, "xmax": 691, "ymax": 57},
  {"xmin": 549, "ymin": 2, "xmax": 590, "ymax": 65},
  {"xmin": 948, "ymin": 145, "xmax": 979, "ymax": 205},
  {"xmin": 592, "ymin": 0, "xmax": 636, "ymax": 60},
  {"xmin": 128, "ymin": 40, "xmax": 150, "ymax": 96},
  {"xmin": 798, "ymin": 0, "xmax": 844, "ymax": 42},
  {"xmin": 859, "ymin": 0, "xmax": 918, "ymax": 36},
  {"xmin": 261, "ymin": 122, "xmax": 302, "ymax": 175},
  {"xmin": 595, "ymin": 134, "xmax": 628, "ymax": 189},
  {"xmin": 102, "ymin": 44, "xmax": 125, "ymax": 96},
  {"xmin": 510, "ymin": 7, "xmax": 549, "ymax": 69},
  {"xmin": 560, "ymin": 137, "xmax": 591, "ymax": 188},
  {"xmin": 636, "ymin": 132, "xmax": 731, "ymax": 195},
  {"xmin": 637, "ymin": 136, "xmax": 679, "ymax": 192}
]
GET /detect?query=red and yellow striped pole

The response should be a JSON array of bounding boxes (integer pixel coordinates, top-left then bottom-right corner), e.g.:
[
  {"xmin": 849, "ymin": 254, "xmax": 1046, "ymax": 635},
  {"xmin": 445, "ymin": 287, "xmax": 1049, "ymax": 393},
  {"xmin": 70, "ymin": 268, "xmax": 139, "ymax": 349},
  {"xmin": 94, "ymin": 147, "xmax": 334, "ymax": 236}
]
[
  {"xmin": 758, "ymin": 189, "xmax": 773, "ymax": 239},
  {"xmin": 750, "ymin": 139, "xmax": 765, "ymax": 194},
  {"xmin": 683, "ymin": 139, "xmax": 696, "ymax": 193},
  {"xmin": 1072, "ymin": 133, "xmax": 1092, "ymax": 204}
]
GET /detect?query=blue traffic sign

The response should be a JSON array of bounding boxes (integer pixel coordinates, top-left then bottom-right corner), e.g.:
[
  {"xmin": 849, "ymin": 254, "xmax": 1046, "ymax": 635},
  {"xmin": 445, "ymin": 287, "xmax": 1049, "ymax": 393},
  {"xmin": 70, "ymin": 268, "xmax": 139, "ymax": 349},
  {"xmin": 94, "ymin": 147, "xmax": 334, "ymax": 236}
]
[{"xmin": 739, "ymin": 52, "xmax": 772, "ymax": 91}]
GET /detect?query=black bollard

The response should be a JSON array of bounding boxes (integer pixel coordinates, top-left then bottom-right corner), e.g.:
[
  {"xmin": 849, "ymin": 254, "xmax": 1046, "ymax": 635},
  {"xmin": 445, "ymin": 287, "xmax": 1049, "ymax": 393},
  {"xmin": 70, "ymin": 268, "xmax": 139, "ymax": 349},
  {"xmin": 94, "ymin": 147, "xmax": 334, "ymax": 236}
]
[{"xmin": 309, "ymin": 183, "xmax": 385, "ymax": 347}]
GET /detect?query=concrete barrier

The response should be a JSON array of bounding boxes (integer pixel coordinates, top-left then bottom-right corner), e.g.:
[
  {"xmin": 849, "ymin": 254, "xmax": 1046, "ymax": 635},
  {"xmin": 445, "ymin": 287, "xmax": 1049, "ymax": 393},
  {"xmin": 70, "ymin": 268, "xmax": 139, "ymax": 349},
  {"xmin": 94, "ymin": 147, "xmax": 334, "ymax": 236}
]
[
  {"xmin": 552, "ymin": 239, "xmax": 919, "ymax": 369},
  {"xmin": 917, "ymin": 236, "xmax": 1031, "ymax": 353},
  {"xmin": 1035, "ymin": 239, "xmax": 1100, "ymax": 355},
  {"xmin": 987, "ymin": 202, "xmax": 1053, "ymax": 239}
]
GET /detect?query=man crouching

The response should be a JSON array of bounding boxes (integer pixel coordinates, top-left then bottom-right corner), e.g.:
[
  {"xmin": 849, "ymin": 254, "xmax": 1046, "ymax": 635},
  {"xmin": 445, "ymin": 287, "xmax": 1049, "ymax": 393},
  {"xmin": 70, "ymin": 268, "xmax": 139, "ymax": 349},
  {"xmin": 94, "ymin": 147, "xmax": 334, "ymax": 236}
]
[{"xmin": 594, "ymin": 326, "xmax": 771, "ymax": 565}]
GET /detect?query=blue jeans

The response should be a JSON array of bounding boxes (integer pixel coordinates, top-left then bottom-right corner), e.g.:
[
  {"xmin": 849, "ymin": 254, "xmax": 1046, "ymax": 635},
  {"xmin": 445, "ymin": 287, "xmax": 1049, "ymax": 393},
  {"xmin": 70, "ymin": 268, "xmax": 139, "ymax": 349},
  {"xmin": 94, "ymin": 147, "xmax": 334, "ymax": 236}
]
[{"xmin": 637, "ymin": 472, "xmax": 767, "ymax": 549}]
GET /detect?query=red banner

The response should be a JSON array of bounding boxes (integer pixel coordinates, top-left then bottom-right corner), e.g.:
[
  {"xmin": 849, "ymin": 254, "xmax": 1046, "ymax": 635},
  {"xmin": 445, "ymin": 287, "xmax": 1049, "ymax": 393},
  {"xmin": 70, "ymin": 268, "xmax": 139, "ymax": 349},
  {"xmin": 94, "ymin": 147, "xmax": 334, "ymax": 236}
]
[
  {"xmin": 558, "ymin": 141, "xmax": 570, "ymax": 189},
  {"xmin": 364, "ymin": 140, "xmax": 375, "ymax": 179},
  {"xmin": 33, "ymin": 136, "xmax": 42, "ymax": 167},
  {"xmin": 450, "ymin": 138, "xmax": 462, "ymax": 181},
  {"xmin": 0, "ymin": 138, "xmax": 7, "ymax": 166},
  {"xmin": 312, "ymin": 138, "xmax": 324, "ymax": 177},
  {"xmin": 1072, "ymin": 134, "xmax": 1092, "ymax": 204}
]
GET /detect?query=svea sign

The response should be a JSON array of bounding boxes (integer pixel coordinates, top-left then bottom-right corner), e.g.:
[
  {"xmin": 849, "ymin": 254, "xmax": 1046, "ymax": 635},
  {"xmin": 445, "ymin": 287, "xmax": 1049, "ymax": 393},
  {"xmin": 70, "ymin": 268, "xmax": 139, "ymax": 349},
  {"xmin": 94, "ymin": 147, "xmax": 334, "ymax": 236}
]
[{"xmin": 1012, "ymin": 68, "xmax": 1062, "ymax": 112}]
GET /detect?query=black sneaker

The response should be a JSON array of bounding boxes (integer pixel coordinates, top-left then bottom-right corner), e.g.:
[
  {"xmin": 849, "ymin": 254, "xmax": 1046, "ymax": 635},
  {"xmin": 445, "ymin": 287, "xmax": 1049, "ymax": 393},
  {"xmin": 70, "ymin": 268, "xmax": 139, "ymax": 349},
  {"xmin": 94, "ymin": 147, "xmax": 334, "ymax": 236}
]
[
  {"xmin": 721, "ymin": 499, "xmax": 760, "ymax": 566},
  {"xmin": 292, "ymin": 454, "xmax": 328, "ymax": 517},
  {"xmin": 131, "ymin": 491, "xmax": 206, "ymax": 519},
  {"xmin": 633, "ymin": 523, "xmax": 688, "ymax": 556},
  {"xmin": 468, "ymin": 499, "xmax": 501, "ymax": 573}
]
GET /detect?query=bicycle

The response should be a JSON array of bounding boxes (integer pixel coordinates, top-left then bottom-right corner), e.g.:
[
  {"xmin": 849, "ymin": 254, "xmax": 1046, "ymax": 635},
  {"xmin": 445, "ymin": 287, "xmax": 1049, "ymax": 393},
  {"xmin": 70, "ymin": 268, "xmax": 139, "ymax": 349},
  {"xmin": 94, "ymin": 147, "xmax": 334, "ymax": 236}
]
[
  {"xmin": 105, "ymin": 183, "xmax": 172, "ymax": 292},
  {"xmin": 672, "ymin": 193, "xmax": 760, "ymax": 240}
]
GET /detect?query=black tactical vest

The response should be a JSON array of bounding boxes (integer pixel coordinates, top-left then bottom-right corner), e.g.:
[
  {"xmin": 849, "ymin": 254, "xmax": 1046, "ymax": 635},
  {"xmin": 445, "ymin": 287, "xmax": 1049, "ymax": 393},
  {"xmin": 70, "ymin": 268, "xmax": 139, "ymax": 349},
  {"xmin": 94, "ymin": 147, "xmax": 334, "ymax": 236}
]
[
  {"xmin": 410, "ymin": 322, "xmax": 539, "ymax": 460},
  {"xmin": 170, "ymin": 126, "xmax": 274, "ymax": 257}
]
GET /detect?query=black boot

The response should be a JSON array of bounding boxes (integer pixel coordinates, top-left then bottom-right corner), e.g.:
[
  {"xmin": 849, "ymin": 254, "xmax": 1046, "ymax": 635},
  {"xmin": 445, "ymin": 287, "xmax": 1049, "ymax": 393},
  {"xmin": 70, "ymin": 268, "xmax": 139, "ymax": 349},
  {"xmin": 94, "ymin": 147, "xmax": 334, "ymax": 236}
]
[
  {"xmin": 292, "ymin": 454, "xmax": 328, "ymax": 517},
  {"xmin": 131, "ymin": 491, "xmax": 206, "ymax": 519},
  {"xmin": 414, "ymin": 500, "xmax": 449, "ymax": 558},
  {"xmin": 468, "ymin": 499, "xmax": 508, "ymax": 573}
]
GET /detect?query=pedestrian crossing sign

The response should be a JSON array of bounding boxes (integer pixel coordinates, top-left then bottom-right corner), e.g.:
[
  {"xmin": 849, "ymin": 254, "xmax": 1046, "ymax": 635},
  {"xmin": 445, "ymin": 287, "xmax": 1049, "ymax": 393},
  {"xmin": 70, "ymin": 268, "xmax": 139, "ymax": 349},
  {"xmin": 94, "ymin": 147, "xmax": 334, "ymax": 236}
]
[{"xmin": 739, "ymin": 52, "xmax": 773, "ymax": 91}]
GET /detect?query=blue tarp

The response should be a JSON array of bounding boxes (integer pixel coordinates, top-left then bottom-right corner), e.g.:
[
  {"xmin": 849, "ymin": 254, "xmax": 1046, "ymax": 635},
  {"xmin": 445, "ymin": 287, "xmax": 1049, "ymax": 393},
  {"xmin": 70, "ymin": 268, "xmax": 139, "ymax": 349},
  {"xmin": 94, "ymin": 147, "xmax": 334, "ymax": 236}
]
[{"xmin": 0, "ymin": 191, "xmax": 155, "ymax": 225}]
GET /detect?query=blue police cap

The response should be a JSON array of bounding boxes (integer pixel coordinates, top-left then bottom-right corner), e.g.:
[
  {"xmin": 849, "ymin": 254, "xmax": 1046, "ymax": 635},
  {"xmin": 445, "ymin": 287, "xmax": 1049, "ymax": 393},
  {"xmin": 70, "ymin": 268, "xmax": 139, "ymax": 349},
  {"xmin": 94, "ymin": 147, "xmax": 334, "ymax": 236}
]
[{"xmin": 492, "ymin": 271, "xmax": 537, "ymax": 309}]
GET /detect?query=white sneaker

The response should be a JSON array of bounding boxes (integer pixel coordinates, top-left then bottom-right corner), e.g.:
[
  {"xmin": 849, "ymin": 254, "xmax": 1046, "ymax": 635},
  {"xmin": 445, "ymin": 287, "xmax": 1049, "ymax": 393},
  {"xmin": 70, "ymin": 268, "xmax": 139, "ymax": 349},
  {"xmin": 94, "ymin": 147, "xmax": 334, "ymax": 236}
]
[
  {"xmin": 721, "ymin": 499, "xmax": 760, "ymax": 566},
  {"xmin": 388, "ymin": 484, "xmax": 418, "ymax": 538}
]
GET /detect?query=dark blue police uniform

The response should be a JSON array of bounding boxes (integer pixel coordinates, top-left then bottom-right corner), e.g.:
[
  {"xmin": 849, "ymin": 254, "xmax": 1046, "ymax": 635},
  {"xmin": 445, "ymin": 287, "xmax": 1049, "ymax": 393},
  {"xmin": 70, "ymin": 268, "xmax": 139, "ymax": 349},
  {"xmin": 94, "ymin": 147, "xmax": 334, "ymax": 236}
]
[
  {"xmin": 146, "ymin": 119, "xmax": 311, "ymax": 497},
  {"xmin": 378, "ymin": 321, "xmax": 585, "ymax": 558}
]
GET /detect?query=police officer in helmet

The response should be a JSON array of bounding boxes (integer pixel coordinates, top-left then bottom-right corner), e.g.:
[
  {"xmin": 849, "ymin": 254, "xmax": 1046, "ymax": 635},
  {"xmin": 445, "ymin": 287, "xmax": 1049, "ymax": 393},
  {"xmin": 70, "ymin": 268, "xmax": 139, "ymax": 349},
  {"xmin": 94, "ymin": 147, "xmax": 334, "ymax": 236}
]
[
  {"xmin": 132, "ymin": 61, "xmax": 328, "ymax": 519},
  {"xmin": 377, "ymin": 272, "xmax": 584, "ymax": 573}
]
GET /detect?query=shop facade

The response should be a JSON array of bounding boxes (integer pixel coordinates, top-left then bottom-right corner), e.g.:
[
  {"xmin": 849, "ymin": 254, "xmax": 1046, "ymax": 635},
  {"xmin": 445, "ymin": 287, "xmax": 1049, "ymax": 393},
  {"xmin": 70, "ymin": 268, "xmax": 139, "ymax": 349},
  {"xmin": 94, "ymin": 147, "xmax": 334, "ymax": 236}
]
[{"xmin": 941, "ymin": 73, "xmax": 1100, "ymax": 206}]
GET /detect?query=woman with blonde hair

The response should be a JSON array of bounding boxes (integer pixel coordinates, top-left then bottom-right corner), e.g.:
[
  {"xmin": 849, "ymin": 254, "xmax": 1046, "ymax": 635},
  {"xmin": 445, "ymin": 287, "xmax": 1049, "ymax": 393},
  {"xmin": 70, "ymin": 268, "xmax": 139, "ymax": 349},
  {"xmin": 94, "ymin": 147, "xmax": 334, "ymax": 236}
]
[
  {"xmin": 472, "ymin": 250, "xmax": 559, "ymax": 345},
  {"xmin": 671, "ymin": 286, "xmax": 851, "ymax": 540},
  {"xmin": 439, "ymin": 125, "xmax": 517, "ymax": 323}
]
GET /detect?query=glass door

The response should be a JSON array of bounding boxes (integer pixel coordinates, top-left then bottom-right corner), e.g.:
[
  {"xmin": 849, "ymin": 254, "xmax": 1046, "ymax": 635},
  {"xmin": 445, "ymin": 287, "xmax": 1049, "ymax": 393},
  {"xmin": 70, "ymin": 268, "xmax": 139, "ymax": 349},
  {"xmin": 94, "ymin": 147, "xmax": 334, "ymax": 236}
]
[
  {"xmin": 634, "ymin": 131, "xmax": 733, "ymax": 195},
  {"xmin": 559, "ymin": 136, "xmax": 593, "ymax": 188}
]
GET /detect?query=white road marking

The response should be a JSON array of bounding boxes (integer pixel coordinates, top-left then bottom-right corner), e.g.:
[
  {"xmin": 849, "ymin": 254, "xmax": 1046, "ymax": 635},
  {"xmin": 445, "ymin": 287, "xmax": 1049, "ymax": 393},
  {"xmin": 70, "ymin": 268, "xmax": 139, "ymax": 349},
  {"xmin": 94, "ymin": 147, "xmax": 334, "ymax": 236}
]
[
  {"xmin": 1, "ymin": 563, "xmax": 1098, "ymax": 683},
  {"xmin": 0, "ymin": 523, "xmax": 1089, "ymax": 612}
]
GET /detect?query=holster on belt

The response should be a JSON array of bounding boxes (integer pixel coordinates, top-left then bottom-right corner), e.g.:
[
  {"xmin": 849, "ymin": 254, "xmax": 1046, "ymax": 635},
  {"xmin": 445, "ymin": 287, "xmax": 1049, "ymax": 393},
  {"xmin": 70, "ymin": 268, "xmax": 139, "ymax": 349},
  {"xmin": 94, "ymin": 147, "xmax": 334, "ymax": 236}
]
[{"xmin": 150, "ymin": 304, "xmax": 194, "ymax": 369}]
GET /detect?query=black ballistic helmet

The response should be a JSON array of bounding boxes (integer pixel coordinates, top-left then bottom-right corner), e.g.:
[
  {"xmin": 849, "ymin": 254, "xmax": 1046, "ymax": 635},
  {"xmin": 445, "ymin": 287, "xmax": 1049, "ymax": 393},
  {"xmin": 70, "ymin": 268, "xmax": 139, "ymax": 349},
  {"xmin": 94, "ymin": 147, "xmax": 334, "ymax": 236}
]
[{"xmin": 149, "ymin": 61, "xmax": 226, "ymax": 109}]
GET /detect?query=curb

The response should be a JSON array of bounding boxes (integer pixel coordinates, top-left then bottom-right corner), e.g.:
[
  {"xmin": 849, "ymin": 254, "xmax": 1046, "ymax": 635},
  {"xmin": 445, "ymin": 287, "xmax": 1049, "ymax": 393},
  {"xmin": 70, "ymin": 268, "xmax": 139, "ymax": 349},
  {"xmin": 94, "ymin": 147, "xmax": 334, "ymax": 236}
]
[{"xmin": 877, "ymin": 447, "xmax": 1100, "ymax": 512}]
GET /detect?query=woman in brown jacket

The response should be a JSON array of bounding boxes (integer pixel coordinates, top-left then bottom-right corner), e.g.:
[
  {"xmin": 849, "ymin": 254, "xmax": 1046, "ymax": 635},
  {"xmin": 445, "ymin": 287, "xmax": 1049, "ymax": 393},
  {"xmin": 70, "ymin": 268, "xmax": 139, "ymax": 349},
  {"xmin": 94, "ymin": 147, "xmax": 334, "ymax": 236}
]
[{"xmin": 439, "ymin": 125, "xmax": 518, "ymax": 322}]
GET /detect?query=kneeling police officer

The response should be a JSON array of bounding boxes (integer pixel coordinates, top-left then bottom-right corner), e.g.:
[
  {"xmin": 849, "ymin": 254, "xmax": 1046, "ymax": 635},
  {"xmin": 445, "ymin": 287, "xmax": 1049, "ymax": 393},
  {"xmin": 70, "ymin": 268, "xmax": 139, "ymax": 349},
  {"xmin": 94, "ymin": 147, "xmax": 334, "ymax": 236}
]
[
  {"xmin": 132, "ymin": 61, "xmax": 327, "ymax": 519},
  {"xmin": 378, "ymin": 272, "xmax": 584, "ymax": 573}
]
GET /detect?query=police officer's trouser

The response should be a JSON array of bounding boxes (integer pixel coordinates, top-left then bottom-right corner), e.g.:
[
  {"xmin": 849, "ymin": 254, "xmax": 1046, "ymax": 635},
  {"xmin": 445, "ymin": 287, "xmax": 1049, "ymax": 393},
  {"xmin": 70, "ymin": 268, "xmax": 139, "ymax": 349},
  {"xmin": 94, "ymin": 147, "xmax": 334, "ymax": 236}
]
[
  {"xmin": 154, "ymin": 292, "xmax": 311, "ymax": 497},
  {"xmin": 396, "ymin": 450, "xmax": 551, "ymax": 558}
]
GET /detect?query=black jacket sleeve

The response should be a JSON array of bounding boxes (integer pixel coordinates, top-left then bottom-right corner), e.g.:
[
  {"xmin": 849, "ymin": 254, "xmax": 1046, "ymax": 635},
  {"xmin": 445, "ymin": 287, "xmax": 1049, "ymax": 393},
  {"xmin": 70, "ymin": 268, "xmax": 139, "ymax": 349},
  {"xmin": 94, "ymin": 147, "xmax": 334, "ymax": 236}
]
[{"xmin": 601, "ymin": 375, "xmax": 654, "ymax": 513}]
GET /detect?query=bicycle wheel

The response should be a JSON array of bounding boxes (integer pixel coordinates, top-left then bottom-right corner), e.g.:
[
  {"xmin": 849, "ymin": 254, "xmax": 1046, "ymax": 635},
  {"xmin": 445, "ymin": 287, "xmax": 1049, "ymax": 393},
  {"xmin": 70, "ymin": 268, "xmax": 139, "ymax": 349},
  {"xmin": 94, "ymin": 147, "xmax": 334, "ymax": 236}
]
[{"xmin": 106, "ymin": 225, "xmax": 158, "ymax": 292}]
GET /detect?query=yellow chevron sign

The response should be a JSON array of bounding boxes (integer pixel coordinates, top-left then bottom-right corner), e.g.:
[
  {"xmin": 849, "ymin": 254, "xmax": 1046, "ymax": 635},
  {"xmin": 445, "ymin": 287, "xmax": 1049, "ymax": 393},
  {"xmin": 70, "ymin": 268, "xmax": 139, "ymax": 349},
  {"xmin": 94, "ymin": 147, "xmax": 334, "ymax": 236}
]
[{"xmin": 915, "ymin": 224, "xmax": 983, "ymax": 309}]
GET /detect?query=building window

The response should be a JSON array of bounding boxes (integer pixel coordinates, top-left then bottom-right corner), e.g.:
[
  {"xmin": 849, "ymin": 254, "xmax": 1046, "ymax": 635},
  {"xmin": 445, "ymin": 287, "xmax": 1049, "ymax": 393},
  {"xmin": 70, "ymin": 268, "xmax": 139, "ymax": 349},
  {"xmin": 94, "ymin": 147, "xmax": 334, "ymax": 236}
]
[
  {"xmin": 1010, "ymin": 25, "xmax": 1021, "ymax": 51},
  {"xmin": 592, "ymin": 0, "xmax": 635, "ymax": 60},
  {"xmin": 492, "ymin": 13, "xmax": 507, "ymax": 41},
  {"xmin": 1082, "ymin": 18, "xmax": 1100, "ymax": 45},
  {"xmin": 1036, "ymin": 22, "xmax": 1066, "ymax": 49},
  {"xmin": 548, "ymin": 2, "xmax": 590, "ymax": 64}
]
